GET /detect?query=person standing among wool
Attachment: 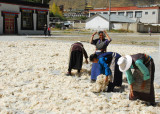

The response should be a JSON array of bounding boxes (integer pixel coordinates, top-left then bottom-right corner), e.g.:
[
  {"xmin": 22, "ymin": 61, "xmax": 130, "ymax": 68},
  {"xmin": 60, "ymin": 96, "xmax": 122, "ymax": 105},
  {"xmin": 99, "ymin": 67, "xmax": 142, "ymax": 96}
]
[
  {"xmin": 90, "ymin": 31, "xmax": 112, "ymax": 81},
  {"xmin": 90, "ymin": 31, "xmax": 112, "ymax": 52},
  {"xmin": 44, "ymin": 24, "xmax": 47, "ymax": 36},
  {"xmin": 117, "ymin": 53, "xmax": 155, "ymax": 105},
  {"xmin": 148, "ymin": 27, "xmax": 151, "ymax": 36},
  {"xmin": 66, "ymin": 42, "xmax": 88, "ymax": 76},
  {"xmin": 48, "ymin": 26, "xmax": 51, "ymax": 36}
]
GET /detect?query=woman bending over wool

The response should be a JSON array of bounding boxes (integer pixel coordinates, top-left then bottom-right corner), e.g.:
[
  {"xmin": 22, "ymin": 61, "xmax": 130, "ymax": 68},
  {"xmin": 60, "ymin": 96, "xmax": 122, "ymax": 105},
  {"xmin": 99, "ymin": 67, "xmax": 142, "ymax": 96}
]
[{"xmin": 118, "ymin": 53, "xmax": 155, "ymax": 105}]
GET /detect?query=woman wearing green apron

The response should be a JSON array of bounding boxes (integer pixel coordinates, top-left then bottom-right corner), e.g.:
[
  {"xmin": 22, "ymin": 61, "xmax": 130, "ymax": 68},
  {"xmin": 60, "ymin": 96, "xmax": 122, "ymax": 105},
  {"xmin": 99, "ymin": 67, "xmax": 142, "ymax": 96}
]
[{"xmin": 118, "ymin": 53, "xmax": 155, "ymax": 104}]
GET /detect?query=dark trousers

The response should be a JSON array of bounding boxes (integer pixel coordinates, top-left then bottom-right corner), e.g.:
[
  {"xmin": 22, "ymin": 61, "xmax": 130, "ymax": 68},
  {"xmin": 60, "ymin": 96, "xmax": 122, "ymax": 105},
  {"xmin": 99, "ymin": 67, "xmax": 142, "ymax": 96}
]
[
  {"xmin": 107, "ymin": 82, "xmax": 115, "ymax": 92},
  {"xmin": 48, "ymin": 31, "xmax": 51, "ymax": 36},
  {"xmin": 44, "ymin": 30, "xmax": 47, "ymax": 36},
  {"xmin": 68, "ymin": 50, "xmax": 83, "ymax": 73}
]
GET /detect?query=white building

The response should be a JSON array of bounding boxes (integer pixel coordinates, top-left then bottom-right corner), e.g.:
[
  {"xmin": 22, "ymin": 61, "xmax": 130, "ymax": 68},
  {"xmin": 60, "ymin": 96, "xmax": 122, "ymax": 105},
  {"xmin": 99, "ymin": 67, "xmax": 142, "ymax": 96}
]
[
  {"xmin": 86, "ymin": 14, "xmax": 135, "ymax": 30},
  {"xmin": 89, "ymin": 6, "xmax": 160, "ymax": 24},
  {"xmin": 0, "ymin": 0, "xmax": 49, "ymax": 35}
]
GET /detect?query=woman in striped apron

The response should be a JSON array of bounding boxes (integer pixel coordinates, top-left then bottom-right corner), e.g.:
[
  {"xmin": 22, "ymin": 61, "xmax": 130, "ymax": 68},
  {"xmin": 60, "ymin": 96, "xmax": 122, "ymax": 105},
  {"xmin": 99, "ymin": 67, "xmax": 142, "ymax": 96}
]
[{"xmin": 118, "ymin": 53, "xmax": 155, "ymax": 104}]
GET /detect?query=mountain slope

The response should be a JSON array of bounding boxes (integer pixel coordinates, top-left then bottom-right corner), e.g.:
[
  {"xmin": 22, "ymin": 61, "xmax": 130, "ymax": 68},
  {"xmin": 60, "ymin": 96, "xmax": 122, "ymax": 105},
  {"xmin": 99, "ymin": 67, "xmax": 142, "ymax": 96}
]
[{"xmin": 50, "ymin": 0, "xmax": 160, "ymax": 10}]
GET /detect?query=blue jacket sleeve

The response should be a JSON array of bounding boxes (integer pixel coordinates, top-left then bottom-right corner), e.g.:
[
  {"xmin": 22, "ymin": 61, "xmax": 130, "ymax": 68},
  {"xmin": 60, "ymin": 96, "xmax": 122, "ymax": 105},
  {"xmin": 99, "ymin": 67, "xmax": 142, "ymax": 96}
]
[
  {"xmin": 135, "ymin": 59, "xmax": 150, "ymax": 81},
  {"xmin": 125, "ymin": 68, "xmax": 135, "ymax": 85},
  {"xmin": 99, "ymin": 58, "xmax": 111, "ymax": 76}
]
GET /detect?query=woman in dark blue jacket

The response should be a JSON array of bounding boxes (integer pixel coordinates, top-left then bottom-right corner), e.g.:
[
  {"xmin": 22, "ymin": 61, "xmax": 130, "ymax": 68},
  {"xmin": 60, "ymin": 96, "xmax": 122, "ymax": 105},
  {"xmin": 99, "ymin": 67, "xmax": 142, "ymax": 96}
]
[{"xmin": 90, "ymin": 53, "xmax": 123, "ymax": 92}]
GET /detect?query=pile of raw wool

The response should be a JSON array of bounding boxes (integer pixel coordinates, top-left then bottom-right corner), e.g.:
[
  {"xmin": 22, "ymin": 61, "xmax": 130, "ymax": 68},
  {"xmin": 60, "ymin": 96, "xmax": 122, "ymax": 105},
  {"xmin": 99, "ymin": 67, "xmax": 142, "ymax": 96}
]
[
  {"xmin": 91, "ymin": 74, "xmax": 110, "ymax": 92},
  {"xmin": 0, "ymin": 40, "xmax": 159, "ymax": 113}
]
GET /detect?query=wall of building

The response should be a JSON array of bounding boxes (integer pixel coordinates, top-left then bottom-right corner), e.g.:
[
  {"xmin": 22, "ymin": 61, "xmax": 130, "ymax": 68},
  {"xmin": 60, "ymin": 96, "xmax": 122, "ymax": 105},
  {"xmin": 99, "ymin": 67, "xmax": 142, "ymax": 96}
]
[
  {"xmin": 0, "ymin": 3, "xmax": 20, "ymax": 34},
  {"xmin": 0, "ymin": 3, "xmax": 49, "ymax": 35},
  {"xmin": 18, "ymin": 12, "xmax": 47, "ymax": 35},
  {"xmin": 111, "ymin": 23, "xmax": 123, "ymax": 30},
  {"xmin": 89, "ymin": 8, "xmax": 159, "ymax": 24},
  {"xmin": 158, "ymin": 9, "xmax": 160, "ymax": 24},
  {"xmin": 138, "ymin": 9, "xmax": 158, "ymax": 24},
  {"xmin": 0, "ymin": 10, "xmax": 3, "ymax": 34},
  {"xmin": 138, "ymin": 24, "xmax": 160, "ymax": 33},
  {"xmin": 74, "ymin": 23, "xmax": 85, "ymax": 29},
  {"xmin": 85, "ymin": 16, "xmax": 109, "ymax": 30},
  {"xmin": 111, "ymin": 23, "xmax": 138, "ymax": 32}
]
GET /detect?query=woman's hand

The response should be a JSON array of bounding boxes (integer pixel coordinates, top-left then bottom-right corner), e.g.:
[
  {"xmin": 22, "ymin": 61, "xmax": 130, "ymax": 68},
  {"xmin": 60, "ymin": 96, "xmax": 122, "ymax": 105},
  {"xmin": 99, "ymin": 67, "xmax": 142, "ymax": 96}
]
[
  {"xmin": 103, "ymin": 30, "xmax": 111, "ymax": 41},
  {"xmin": 103, "ymin": 30, "xmax": 107, "ymax": 34},
  {"xmin": 130, "ymin": 84, "xmax": 134, "ymax": 99},
  {"xmin": 92, "ymin": 32, "xmax": 97, "ymax": 36},
  {"xmin": 85, "ymin": 59, "xmax": 89, "ymax": 64},
  {"xmin": 90, "ymin": 32, "xmax": 97, "ymax": 44}
]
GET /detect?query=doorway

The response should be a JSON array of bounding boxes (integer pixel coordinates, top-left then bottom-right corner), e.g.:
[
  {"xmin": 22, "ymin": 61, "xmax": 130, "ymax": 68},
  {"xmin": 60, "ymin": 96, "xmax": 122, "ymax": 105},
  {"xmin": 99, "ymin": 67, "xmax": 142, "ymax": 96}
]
[{"xmin": 3, "ymin": 13, "xmax": 18, "ymax": 34}]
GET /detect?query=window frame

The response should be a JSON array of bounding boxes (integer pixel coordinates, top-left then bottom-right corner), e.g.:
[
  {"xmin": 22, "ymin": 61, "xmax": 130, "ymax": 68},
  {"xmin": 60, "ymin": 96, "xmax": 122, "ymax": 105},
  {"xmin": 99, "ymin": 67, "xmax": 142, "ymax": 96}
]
[
  {"xmin": 103, "ymin": 12, "xmax": 108, "ymax": 14},
  {"xmin": 145, "ymin": 12, "xmax": 148, "ymax": 15},
  {"xmin": 36, "ymin": 10, "xmax": 48, "ymax": 30},
  {"xmin": 152, "ymin": 11, "xmax": 155, "ymax": 15},
  {"xmin": 135, "ymin": 11, "xmax": 142, "ymax": 18},
  {"xmin": 110, "ymin": 12, "xmax": 116, "ymax": 15},
  {"xmin": 118, "ymin": 12, "xmax": 125, "ymax": 16},
  {"xmin": 126, "ymin": 12, "xmax": 133, "ymax": 18},
  {"xmin": 20, "ymin": 9, "xmax": 34, "ymax": 30}
]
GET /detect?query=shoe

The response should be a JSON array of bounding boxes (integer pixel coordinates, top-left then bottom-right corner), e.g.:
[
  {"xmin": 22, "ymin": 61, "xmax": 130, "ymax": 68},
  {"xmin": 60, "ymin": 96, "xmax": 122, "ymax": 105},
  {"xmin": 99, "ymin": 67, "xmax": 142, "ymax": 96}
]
[{"xmin": 66, "ymin": 72, "xmax": 72, "ymax": 76}]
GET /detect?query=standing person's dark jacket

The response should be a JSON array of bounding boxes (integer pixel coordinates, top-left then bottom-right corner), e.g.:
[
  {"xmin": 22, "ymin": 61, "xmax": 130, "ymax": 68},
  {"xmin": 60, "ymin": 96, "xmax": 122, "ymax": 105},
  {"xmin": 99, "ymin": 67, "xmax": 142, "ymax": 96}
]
[
  {"xmin": 70, "ymin": 42, "xmax": 88, "ymax": 59},
  {"xmin": 44, "ymin": 25, "xmax": 47, "ymax": 36}
]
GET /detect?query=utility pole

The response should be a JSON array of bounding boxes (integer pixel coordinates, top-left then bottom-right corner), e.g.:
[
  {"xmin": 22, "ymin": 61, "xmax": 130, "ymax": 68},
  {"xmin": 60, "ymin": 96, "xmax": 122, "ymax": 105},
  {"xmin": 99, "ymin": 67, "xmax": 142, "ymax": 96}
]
[{"xmin": 108, "ymin": 0, "xmax": 111, "ymax": 31}]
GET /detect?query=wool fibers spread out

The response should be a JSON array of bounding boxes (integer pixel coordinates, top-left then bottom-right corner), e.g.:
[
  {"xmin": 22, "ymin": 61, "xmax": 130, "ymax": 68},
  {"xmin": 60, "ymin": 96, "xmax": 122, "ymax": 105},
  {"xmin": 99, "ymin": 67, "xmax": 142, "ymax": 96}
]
[{"xmin": 0, "ymin": 41, "xmax": 159, "ymax": 113}]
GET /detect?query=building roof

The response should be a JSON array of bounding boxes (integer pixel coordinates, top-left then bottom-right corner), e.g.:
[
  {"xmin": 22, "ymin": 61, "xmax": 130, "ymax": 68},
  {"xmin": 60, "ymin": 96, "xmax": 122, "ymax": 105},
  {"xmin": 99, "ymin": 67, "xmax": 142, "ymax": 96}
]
[
  {"xmin": 90, "ymin": 6, "xmax": 160, "ymax": 12},
  {"xmin": 86, "ymin": 14, "xmax": 136, "ymax": 23},
  {"xmin": 0, "ymin": 0, "xmax": 49, "ymax": 8}
]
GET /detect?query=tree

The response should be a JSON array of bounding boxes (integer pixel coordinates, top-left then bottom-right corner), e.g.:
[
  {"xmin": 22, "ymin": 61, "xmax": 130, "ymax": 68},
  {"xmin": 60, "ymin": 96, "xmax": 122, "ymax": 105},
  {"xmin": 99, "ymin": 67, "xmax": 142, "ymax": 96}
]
[{"xmin": 49, "ymin": 2, "xmax": 64, "ymax": 20}]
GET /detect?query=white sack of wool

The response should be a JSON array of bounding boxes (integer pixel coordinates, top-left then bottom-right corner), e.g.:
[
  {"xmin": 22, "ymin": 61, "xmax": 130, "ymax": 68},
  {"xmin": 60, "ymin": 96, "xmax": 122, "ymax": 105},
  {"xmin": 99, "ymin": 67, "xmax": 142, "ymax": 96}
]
[{"xmin": 91, "ymin": 74, "xmax": 110, "ymax": 93}]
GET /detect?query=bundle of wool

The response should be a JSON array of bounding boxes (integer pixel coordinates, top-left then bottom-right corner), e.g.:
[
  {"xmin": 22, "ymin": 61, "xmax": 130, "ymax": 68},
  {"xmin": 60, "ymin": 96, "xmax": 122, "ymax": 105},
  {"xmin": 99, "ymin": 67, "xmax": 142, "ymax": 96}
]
[{"xmin": 91, "ymin": 74, "xmax": 109, "ymax": 93}]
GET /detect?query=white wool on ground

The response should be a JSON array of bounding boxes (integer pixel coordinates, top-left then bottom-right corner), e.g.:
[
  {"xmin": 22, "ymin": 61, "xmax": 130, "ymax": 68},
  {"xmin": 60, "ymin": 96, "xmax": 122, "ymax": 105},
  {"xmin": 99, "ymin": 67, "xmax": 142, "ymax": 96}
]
[
  {"xmin": 0, "ymin": 41, "xmax": 159, "ymax": 113},
  {"xmin": 91, "ymin": 74, "xmax": 110, "ymax": 93}
]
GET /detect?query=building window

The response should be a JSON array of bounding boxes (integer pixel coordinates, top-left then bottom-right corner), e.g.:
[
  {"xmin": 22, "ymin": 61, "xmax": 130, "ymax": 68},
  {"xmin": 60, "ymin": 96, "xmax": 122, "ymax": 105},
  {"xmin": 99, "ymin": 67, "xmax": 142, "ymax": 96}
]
[
  {"xmin": 110, "ymin": 12, "xmax": 116, "ymax": 15},
  {"xmin": 152, "ymin": 11, "xmax": 155, "ymax": 15},
  {"xmin": 135, "ymin": 11, "xmax": 142, "ymax": 18},
  {"xmin": 21, "ymin": 9, "xmax": 34, "ymax": 30},
  {"xmin": 37, "ymin": 11, "xmax": 47, "ymax": 30},
  {"xmin": 145, "ymin": 12, "xmax": 148, "ymax": 15},
  {"xmin": 126, "ymin": 12, "xmax": 133, "ymax": 18},
  {"xmin": 103, "ymin": 12, "xmax": 108, "ymax": 14},
  {"xmin": 118, "ymin": 12, "xmax": 124, "ymax": 16},
  {"xmin": 96, "ymin": 12, "xmax": 101, "ymax": 14},
  {"xmin": 90, "ymin": 13, "xmax": 95, "ymax": 16}
]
